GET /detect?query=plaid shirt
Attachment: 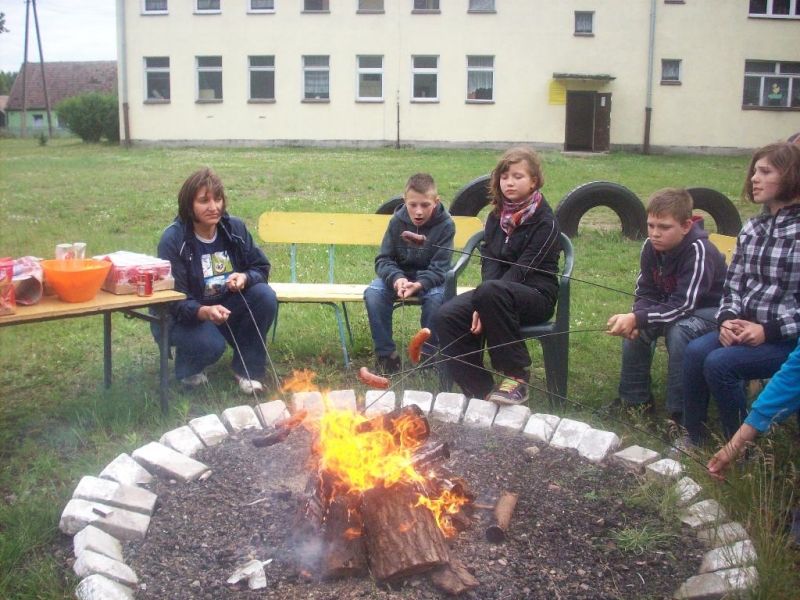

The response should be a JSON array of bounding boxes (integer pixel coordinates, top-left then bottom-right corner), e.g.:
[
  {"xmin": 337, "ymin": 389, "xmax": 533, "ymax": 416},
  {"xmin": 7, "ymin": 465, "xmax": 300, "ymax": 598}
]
[{"xmin": 717, "ymin": 203, "xmax": 800, "ymax": 343}]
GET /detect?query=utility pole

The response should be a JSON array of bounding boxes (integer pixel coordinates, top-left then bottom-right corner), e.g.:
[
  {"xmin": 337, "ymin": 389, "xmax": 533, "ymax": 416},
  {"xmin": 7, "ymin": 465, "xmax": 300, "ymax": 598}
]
[
  {"xmin": 32, "ymin": 0, "xmax": 54, "ymax": 138},
  {"xmin": 20, "ymin": 0, "xmax": 53, "ymax": 139},
  {"xmin": 21, "ymin": 0, "xmax": 30, "ymax": 138}
]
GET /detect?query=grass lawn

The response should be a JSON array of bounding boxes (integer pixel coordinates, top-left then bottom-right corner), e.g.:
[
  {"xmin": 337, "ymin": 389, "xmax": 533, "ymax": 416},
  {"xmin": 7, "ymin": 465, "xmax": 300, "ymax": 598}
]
[{"xmin": 0, "ymin": 139, "xmax": 797, "ymax": 598}]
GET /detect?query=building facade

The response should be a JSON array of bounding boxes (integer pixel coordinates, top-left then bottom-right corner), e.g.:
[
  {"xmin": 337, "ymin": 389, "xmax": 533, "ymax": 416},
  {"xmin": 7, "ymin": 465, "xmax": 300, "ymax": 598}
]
[{"xmin": 116, "ymin": 0, "xmax": 800, "ymax": 153}]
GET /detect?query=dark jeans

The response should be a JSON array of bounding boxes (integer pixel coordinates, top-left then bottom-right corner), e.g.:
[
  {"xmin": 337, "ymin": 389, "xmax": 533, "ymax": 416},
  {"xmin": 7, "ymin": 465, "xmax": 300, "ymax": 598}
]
[
  {"xmin": 157, "ymin": 283, "xmax": 278, "ymax": 381},
  {"xmin": 682, "ymin": 330, "xmax": 796, "ymax": 444},
  {"xmin": 435, "ymin": 280, "xmax": 554, "ymax": 399}
]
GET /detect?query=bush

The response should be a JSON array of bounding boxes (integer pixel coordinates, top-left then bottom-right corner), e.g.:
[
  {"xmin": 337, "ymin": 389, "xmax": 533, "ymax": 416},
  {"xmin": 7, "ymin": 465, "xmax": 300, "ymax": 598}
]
[{"xmin": 55, "ymin": 92, "xmax": 120, "ymax": 143}]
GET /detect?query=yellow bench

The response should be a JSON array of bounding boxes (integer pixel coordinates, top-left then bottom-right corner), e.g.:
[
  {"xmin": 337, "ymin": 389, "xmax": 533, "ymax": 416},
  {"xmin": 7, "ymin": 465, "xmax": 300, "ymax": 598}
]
[{"xmin": 258, "ymin": 212, "xmax": 484, "ymax": 367}]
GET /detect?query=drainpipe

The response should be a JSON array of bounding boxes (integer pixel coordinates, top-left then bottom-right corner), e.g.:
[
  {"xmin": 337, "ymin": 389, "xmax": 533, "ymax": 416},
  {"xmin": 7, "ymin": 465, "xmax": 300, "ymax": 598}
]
[
  {"xmin": 116, "ymin": 0, "xmax": 131, "ymax": 147},
  {"xmin": 643, "ymin": 0, "xmax": 657, "ymax": 155}
]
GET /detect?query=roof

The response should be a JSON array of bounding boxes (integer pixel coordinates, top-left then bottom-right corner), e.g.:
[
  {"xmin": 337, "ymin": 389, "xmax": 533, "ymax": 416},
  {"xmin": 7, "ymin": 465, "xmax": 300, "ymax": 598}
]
[{"xmin": 6, "ymin": 61, "xmax": 117, "ymax": 110}]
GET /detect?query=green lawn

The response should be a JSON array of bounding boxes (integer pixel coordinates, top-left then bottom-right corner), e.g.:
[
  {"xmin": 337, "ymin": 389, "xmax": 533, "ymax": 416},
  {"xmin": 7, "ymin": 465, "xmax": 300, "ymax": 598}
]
[{"xmin": 0, "ymin": 139, "xmax": 796, "ymax": 598}]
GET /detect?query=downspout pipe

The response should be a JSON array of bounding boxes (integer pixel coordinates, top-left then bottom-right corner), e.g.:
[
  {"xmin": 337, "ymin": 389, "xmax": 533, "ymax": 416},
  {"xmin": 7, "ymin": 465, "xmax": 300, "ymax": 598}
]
[
  {"xmin": 643, "ymin": 0, "xmax": 656, "ymax": 155},
  {"xmin": 116, "ymin": 0, "xmax": 131, "ymax": 147}
]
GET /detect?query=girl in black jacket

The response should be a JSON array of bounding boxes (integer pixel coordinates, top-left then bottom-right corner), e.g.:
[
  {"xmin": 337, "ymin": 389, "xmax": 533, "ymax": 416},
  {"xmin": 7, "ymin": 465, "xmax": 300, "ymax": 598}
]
[{"xmin": 436, "ymin": 147, "xmax": 561, "ymax": 404}]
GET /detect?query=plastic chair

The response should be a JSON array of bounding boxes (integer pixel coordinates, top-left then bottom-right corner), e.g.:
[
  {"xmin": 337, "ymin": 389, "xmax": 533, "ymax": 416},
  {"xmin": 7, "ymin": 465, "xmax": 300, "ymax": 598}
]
[{"xmin": 442, "ymin": 230, "xmax": 574, "ymax": 407}]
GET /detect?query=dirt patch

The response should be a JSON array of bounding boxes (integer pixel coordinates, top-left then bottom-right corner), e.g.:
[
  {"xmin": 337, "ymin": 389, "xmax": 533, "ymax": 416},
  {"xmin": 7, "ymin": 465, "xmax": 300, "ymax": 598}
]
[{"xmin": 122, "ymin": 422, "xmax": 704, "ymax": 599}]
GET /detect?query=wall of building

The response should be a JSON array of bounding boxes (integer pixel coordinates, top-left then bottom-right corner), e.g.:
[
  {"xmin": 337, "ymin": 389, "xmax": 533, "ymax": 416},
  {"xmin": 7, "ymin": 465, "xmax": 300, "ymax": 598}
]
[{"xmin": 117, "ymin": 0, "xmax": 800, "ymax": 152}]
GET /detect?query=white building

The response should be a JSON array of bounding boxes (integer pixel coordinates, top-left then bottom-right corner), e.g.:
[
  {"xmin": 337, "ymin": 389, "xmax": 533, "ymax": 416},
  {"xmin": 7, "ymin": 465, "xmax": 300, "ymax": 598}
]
[{"xmin": 116, "ymin": 0, "xmax": 800, "ymax": 153}]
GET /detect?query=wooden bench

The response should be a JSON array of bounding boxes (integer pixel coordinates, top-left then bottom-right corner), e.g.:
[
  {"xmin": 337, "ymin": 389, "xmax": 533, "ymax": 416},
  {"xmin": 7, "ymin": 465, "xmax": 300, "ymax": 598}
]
[{"xmin": 258, "ymin": 212, "xmax": 485, "ymax": 367}]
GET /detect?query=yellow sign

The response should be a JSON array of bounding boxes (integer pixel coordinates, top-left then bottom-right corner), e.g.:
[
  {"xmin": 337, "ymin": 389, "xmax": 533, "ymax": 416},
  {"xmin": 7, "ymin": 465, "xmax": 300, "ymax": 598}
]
[{"xmin": 548, "ymin": 80, "xmax": 567, "ymax": 105}]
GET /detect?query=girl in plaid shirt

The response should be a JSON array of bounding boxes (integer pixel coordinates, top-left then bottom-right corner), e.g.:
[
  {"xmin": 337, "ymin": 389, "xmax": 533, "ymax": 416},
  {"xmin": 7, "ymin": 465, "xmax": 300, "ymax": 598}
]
[{"xmin": 682, "ymin": 142, "xmax": 800, "ymax": 446}]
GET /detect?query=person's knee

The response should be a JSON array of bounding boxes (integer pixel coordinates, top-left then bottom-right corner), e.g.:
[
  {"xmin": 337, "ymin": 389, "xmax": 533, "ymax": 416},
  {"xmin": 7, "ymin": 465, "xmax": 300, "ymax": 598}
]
[{"xmin": 472, "ymin": 280, "xmax": 502, "ymax": 309}]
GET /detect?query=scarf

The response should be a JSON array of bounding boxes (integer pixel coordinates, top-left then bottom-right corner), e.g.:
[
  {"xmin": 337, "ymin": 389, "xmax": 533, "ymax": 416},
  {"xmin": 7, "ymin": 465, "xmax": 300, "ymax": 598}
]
[{"xmin": 500, "ymin": 190, "xmax": 542, "ymax": 237}]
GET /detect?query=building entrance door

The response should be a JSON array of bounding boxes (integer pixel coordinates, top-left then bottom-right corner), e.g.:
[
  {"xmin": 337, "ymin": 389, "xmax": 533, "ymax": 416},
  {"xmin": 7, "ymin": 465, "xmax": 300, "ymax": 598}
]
[{"xmin": 565, "ymin": 91, "xmax": 611, "ymax": 152}]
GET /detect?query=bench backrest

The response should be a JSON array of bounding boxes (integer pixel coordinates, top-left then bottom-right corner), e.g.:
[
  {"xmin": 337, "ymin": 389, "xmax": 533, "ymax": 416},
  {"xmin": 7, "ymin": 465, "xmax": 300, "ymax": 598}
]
[
  {"xmin": 258, "ymin": 212, "xmax": 484, "ymax": 283},
  {"xmin": 708, "ymin": 233, "xmax": 736, "ymax": 266}
]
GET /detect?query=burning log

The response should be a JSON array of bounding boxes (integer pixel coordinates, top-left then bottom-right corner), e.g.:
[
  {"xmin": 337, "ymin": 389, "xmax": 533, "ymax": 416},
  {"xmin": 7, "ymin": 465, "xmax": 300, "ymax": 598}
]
[
  {"xmin": 321, "ymin": 493, "xmax": 367, "ymax": 580},
  {"xmin": 361, "ymin": 483, "xmax": 450, "ymax": 582},
  {"xmin": 354, "ymin": 404, "xmax": 430, "ymax": 447},
  {"xmin": 252, "ymin": 408, "xmax": 308, "ymax": 448},
  {"xmin": 409, "ymin": 439, "xmax": 450, "ymax": 472},
  {"xmin": 430, "ymin": 558, "xmax": 480, "ymax": 595},
  {"xmin": 485, "ymin": 491, "xmax": 518, "ymax": 543}
]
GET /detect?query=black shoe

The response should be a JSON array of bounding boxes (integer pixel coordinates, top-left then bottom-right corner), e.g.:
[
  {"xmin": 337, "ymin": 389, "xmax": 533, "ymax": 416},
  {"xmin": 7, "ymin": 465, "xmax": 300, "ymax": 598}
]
[
  {"xmin": 376, "ymin": 352, "xmax": 402, "ymax": 375},
  {"xmin": 669, "ymin": 411, "xmax": 683, "ymax": 425},
  {"xmin": 602, "ymin": 397, "xmax": 654, "ymax": 416}
]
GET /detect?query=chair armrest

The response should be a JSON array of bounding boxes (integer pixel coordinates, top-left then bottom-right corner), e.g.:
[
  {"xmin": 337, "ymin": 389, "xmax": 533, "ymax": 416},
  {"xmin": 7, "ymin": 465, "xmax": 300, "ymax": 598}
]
[{"xmin": 444, "ymin": 230, "xmax": 484, "ymax": 301}]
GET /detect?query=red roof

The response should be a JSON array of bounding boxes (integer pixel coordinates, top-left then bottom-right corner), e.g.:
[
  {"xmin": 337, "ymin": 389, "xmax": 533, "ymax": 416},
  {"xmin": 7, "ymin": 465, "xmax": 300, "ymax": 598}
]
[{"xmin": 6, "ymin": 61, "xmax": 117, "ymax": 110}]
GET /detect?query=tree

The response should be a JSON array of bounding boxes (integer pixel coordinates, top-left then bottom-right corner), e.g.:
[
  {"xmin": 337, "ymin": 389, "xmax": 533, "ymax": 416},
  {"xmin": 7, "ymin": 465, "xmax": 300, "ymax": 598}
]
[
  {"xmin": 0, "ymin": 71, "xmax": 17, "ymax": 95},
  {"xmin": 0, "ymin": 12, "xmax": 9, "ymax": 34},
  {"xmin": 55, "ymin": 93, "xmax": 120, "ymax": 143}
]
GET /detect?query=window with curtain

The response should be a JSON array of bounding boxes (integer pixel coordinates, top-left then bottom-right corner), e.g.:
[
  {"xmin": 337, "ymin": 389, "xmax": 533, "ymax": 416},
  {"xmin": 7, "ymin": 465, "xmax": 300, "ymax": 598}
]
[
  {"xmin": 196, "ymin": 0, "xmax": 221, "ymax": 11},
  {"xmin": 249, "ymin": 0, "xmax": 274, "ymax": 11},
  {"xmin": 466, "ymin": 56, "xmax": 494, "ymax": 101},
  {"xmin": 197, "ymin": 56, "xmax": 223, "ymax": 100},
  {"xmin": 742, "ymin": 60, "xmax": 800, "ymax": 107},
  {"xmin": 413, "ymin": 0, "xmax": 439, "ymax": 11},
  {"xmin": 304, "ymin": 0, "xmax": 329, "ymax": 11},
  {"xmin": 661, "ymin": 59, "xmax": 681, "ymax": 83},
  {"xmin": 357, "ymin": 56, "xmax": 383, "ymax": 101},
  {"xmin": 468, "ymin": 0, "xmax": 495, "ymax": 11},
  {"xmin": 303, "ymin": 55, "xmax": 330, "ymax": 100},
  {"xmin": 412, "ymin": 56, "xmax": 438, "ymax": 100},
  {"xmin": 144, "ymin": 0, "xmax": 168, "ymax": 12},
  {"xmin": 574, "ymin": 11, "xmax": 594, "ymax": 34},
  {"xmin": 249, "ymin": 56, "xmax": 275, "ymax": 100},
  {"xmin": 358, "ymin": 0, "xmax": 384, "ymax": 11},
  {"xmin": 748, "ymin": 0, "xmax": 800, "ymax": 17},
  {"xmin": 144, "ymin": 57, "xmax": 170, "ymax": 100}
]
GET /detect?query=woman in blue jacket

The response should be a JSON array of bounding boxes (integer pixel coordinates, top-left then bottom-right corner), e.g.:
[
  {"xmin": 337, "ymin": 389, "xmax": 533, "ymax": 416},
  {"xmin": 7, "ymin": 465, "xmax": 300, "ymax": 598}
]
[{"xmin": 157, "ymin": 168, "xmax": 277, "ymax": 394}]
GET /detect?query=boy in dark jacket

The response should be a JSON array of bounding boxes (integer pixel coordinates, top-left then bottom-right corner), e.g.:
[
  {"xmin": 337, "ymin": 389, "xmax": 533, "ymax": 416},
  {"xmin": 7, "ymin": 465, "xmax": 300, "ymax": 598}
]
[
  {"xmin": 604, "ymin": 188, "xmax": 727, "ymax": 422},
  {"xmin": 364, "ymin": 173, "xmax": 455, "ymax": 373}
]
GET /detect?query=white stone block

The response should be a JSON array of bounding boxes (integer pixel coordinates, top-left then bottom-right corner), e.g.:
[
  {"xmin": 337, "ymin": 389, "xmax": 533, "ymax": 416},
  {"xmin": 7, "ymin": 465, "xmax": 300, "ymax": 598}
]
[
  {"xmin": 577, "ymin": 429, "xmax": 621, "ymax": 463},
  {"xmin": 98, "ymin": 453, "xmax": 153, "ymax": 487},
  {"xmin": 700, "ymin": 540, "xmax": 757, "ymax": 573},
  {"xmin": 74, "ymin": 525, "xmax": 123, "ymax": 562},
  {"xmin": 132, "ymin": 442, "xmax": 209, "ymax": 483},
  {"xmin": 291, "ymin": 391, "xmax": 325, "ymax": 420},
  {"xmin": 160, "ymin": 425, "xmax": 205, "ymax": 457},
  {"xmin": 611, "ymin": 445, "xmax": 661, "ymax": 474},
  {"xmin": 253, "ymin": 400, "xmax": 290, "ymax": 427},
  {"xmin": 462, "ymin": 398, "xmax": 497, "ymax": 428},
  {"xmin": 402, "ymin": 390, "xmax": 433, "ymax": 414},
  {"xmin": 75, "ymin": 573, "xmax": 135, "ymax": 600},
  {"xmin": 72, "ymin": 476, "xmax": 157, "ymax": 516},
  {"xmin": 493, "ymin": 404, "xmax": 531, "ymax": 434},
  {"xmin": 697, "ymin": 522, "xmax": 749, "ymax": 548},
  {"xmin": 431, "ymin": 392, "xmax": 467, "ymax": 423},
  {"xmin": 221, "ymin": 405, "xmax": 263, "ymax": 432},
  {"xmin": 364, "ymin": 390, "xmax": 396, "ymax": 416},
  {"xmin": 674, "ymin": 476, "xmax": 703, "ymax": 507},
  {"xmin": 680, "ymin": 499, "xmax": 728, "ymax": 530},
  {"xmin": 522, "ymin": 413, "xmax": 560, "ymax": 443},
  {"xmin": 73, "ymin": 549, "xmax": 138, "ymax": 588},
  {"xmin": 59, "ymin": 499, "xmax": 150, "ymax": 540},
  {"xmin": 675, "ymin": 566, "xmax": 758, "ymax": 599},
  {"xmin": 549, "ymin": 418, "xmax": 590, "ymax": 450},
  {"xmin": 645, "ymin": 458, "xmax": 684, "ymax": 481},
  {"xmin": 188, "ymin": 414, "xmax": 229, "ymax": 447},
  {"xmin": 328, "ymin": 389, "xmax": 357, "ymax": 412}
]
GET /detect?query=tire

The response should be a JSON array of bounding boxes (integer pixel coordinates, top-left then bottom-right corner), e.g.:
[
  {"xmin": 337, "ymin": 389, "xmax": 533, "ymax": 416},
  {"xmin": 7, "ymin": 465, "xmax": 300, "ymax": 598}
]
[
  {"xmin": 449, "ymin": 174, "xmax": 491, "ymax": 216},
  {"xmin": 375, "ymin": 195, "xmax": 404, "ymax": 215},
  {"xmin": 555, "ymin": 181, "xmax": 647, "ymax": 240},
  {"xmin": 686, "ymin": 187, "xmax": 743, "ymax": 236}
]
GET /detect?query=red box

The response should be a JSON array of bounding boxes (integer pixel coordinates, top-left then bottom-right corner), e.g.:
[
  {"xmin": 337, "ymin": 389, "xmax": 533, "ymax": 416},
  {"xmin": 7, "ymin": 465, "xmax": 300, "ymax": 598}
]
[{"xmin": 95, "ymin": 251, "xmax": 174, "ymax": 295}]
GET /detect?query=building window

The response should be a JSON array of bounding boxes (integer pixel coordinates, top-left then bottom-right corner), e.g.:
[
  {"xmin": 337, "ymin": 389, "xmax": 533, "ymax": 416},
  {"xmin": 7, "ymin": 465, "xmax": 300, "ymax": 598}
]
[
  {"xmin": 143, "ymin": 0, "xmax": 168, "ymax": 13},
  {"xmin": 196, "ymin": 0, "xmax": 221, "ymax": 12},
  {"xmin": 661, "ymin": 59, "xmax": 681, "ymax": 84},
  {"xmin": 468, "ymin": 0, "xmax": 495, "ymax": 11},
  {"xmin": 197, "ymin": 56, "xmax": 223, "ymax": 101},
  {"xmin": 303, "ymin": 55, "xmax": 329, "ymax": 100},
  {"xmin": 304, "ymin": 0, "xmax": 329, "ymax": 11},
  {"xmin": 748, "ymin": 0, "xmax": 800, "ymax": 18},
  {"xmin": 575, "ymin": 11, "xmax": 594, "ymax": 35},
  {"xmin": 356, "ymin": 55, "xmax": 383, "ymax": 101},
  {"xmin": 466, "ymin": 56, "xmax": 493, "ymax": 101},
  {"xmin": 144, "ymin": 57, "xmax": 171, "ymax": 101},
  {"xmin": 249, "ymin": 56, "xmax": 275, "ymax": 101},
  {"xmin": 358, "ymin": 0, "xmax": 384, "ymax": 11},
  {"xmin": 413, "ymin": 0, "xmax": 440, "ymax": 12},
  {"xmin": 412, "ymin": 55, "xmax": 438, "ymax": 101},
  {"xmin": 743, "ymin": 60, "xmax": 800, "ymax": 108},
  {"xmin": 249, "ymin": 0, "xmax": 274, "ymax": 12},
  {"xmin": 32, "ymin": 114, "xmax": 44, "ymax": 129}
]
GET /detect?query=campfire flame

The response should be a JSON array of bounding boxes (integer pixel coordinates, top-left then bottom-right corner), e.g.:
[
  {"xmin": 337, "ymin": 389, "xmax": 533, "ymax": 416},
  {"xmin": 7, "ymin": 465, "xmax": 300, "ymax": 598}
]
[{"xmin": 283, "ymin": 371, "xmax": 468, "ymax": 538}]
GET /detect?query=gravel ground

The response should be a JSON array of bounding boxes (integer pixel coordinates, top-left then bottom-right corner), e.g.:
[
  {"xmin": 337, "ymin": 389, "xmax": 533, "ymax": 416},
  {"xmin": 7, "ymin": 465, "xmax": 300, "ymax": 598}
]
[{"xmin": 121, "ymin": 422, "xmax": 705, "ymax": 599}]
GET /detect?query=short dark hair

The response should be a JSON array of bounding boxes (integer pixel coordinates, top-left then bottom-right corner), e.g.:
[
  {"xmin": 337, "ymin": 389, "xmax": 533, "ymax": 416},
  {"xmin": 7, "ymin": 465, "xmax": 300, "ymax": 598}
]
[
  {"xmin": 742, "ymin": 142, "xmax": 800, "ymax": 204},
  {"xmin": 647, "ymin": 188, "xmax": 693, "ymax": 223},
  {"xmin": 489, "ymin": 147, "xmax": 545, "ymax": 216},
  {"xmin": 405, "ymin": 173, "xmax": 437, "ymax": 197},
  {"xmin": 177, "ymin": 167, "xmax": 226, "ymax": 221}
]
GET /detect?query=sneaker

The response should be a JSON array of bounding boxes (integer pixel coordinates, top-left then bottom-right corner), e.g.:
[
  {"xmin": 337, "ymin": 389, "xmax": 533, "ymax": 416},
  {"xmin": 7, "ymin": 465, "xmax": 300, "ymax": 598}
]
[
  {"xmin": 180, "ymin": 372, "xmax": 208, "ymax": 387},
  {"xmin": 664, "ymin": 436, "xmax": 697, "ymax": 460},
  {"xmin": 233, "ymin": 373, "xmax": 265, "ymax": 395},
  {"xmin": 376, "ymin": 352, "xmax": 402, "ymax": 375},
  {"xmin": 602, "ymin": 396, "xmax": 654, "ymax": 416},
  {"xmin": 488, "ymin": 377, "xmax": 529, "ymax": 405}
]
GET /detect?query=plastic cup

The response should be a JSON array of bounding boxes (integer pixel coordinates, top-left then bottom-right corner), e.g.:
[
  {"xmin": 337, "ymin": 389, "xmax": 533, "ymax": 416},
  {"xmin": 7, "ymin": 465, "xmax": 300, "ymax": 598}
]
[
  {"xmin": 72, "ymin": 243, "xmax": 87, "ymax": 260},
  {"xmin": 55, "ymin": 243, "xmax": 73, "ymax": 260}
]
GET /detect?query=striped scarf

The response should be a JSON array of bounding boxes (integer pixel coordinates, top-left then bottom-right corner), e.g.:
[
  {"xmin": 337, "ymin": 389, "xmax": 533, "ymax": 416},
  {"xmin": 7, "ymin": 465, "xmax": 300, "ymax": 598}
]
[{"xmin": 500, "ymin": 190, "xmax": 542, "ymax": 237}]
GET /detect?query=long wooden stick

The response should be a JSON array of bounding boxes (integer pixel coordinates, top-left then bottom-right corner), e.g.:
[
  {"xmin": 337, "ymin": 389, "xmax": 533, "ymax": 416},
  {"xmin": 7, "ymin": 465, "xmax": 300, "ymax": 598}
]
[{"xmin": 485, "ymin": 491, "xmax": 518, "ymax": 543}]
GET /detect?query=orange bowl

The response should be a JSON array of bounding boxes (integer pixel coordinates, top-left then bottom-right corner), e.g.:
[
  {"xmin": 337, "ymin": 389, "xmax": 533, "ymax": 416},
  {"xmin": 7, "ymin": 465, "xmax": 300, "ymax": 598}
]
[{"xmin": 40, "ymin": 259, "xmax": 112, "ymax": 303}]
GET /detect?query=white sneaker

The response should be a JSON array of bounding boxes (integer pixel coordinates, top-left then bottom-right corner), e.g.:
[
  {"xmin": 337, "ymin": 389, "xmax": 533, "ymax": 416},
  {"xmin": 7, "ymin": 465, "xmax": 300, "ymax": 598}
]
[
  {"xmin": 234, "ymin": 374, "xmax": 265, "ymax": 395},
  {"xmin": 180, "ymin": 372, "xmax": 208, "ymax": 386}
]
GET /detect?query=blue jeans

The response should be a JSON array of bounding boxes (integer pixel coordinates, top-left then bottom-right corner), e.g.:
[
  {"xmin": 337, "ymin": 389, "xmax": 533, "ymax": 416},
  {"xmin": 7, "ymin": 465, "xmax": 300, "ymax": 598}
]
[
  {"xmin": 618, "ymin": 307, "xmax": 718, "ymax": 414},
  {"xmin": 364, "ymin": 278, "xmax": 443, "ymax": 356},
  {"xmin": 682, "ymin": 330, "xmax": 796, "ymax": 444},
  {"xmin": 160, "ymin": 283, "xmax": 278, "ymax": 381}
]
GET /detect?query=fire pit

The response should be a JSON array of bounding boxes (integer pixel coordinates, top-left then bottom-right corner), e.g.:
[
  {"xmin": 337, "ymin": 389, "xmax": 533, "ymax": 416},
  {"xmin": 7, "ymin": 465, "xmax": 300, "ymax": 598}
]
[{"xmin": 109, "ymin": 385, "xmax": 706, "ymax": 599}]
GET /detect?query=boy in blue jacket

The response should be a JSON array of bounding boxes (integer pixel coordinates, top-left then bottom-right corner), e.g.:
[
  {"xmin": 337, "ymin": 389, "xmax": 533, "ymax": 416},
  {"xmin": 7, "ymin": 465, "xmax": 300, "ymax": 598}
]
[
  {"xmin": 364, "ymin": 173, "xmax": 455, "ymax": 373},
  {"xmin": 604, "ymin": 188, "xmax": 727, "ymax": 422}
]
